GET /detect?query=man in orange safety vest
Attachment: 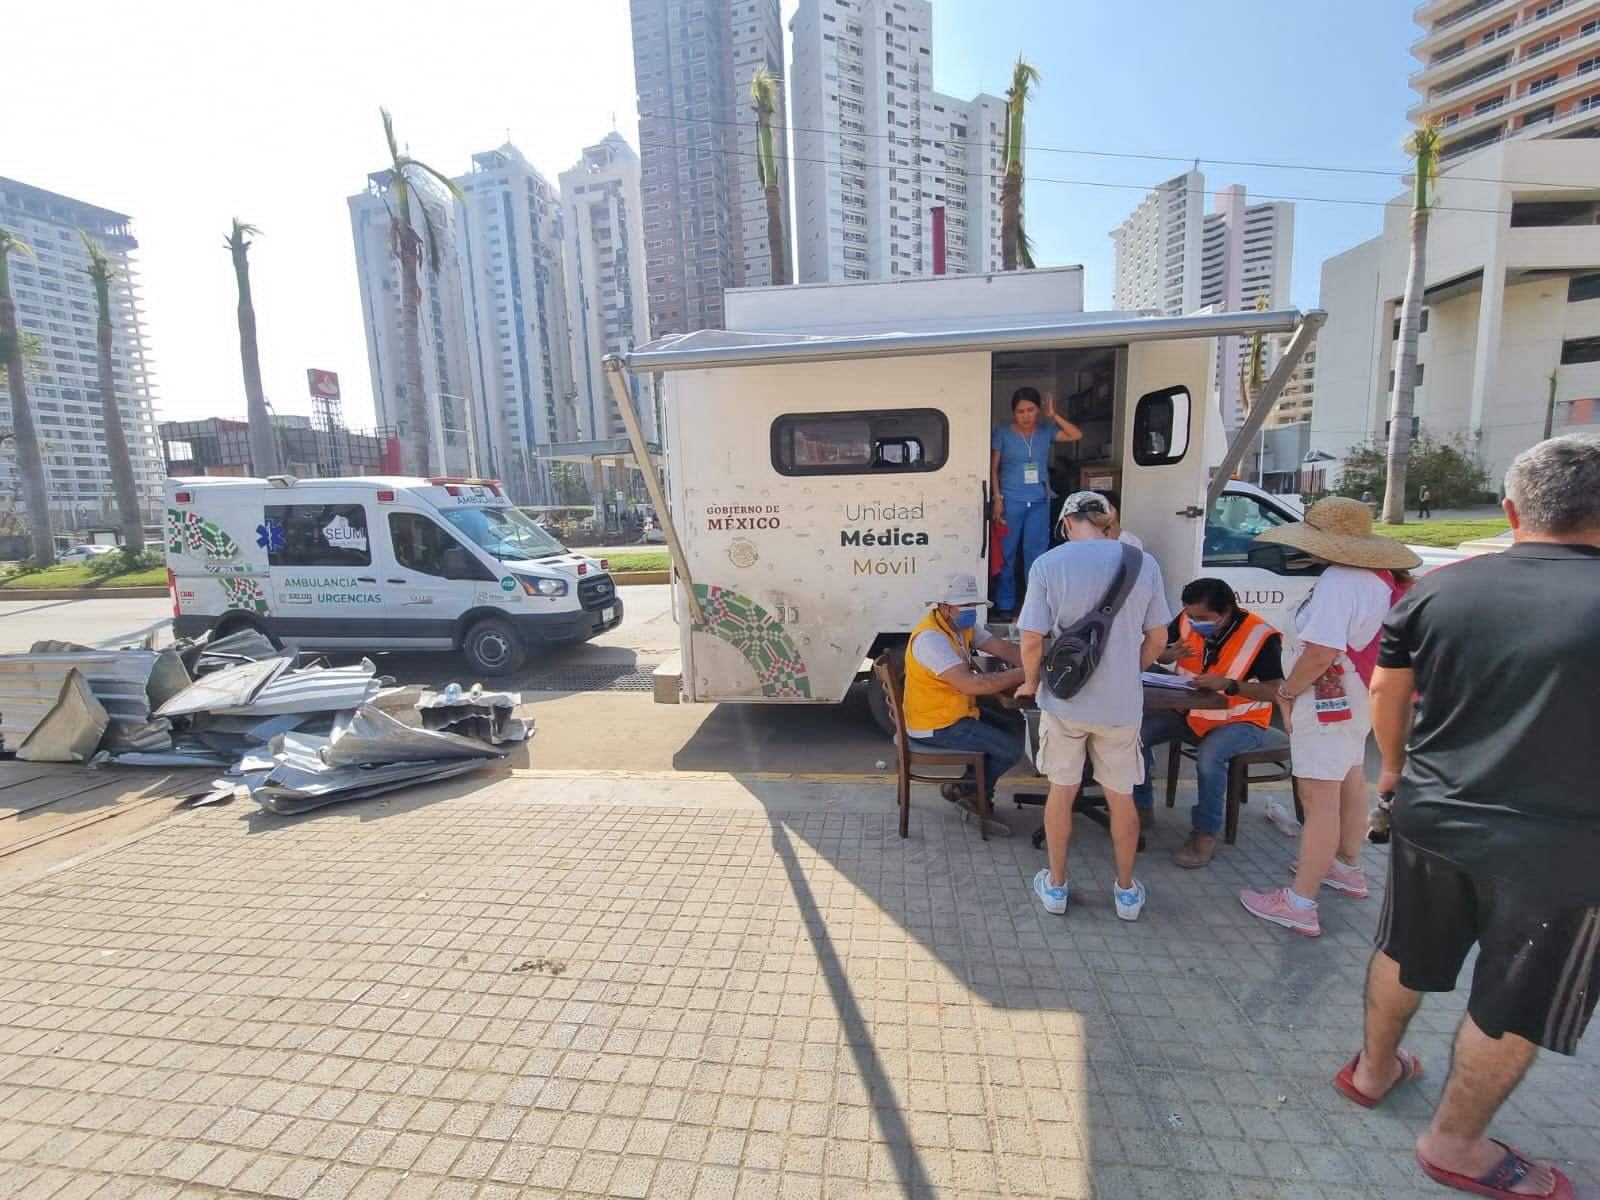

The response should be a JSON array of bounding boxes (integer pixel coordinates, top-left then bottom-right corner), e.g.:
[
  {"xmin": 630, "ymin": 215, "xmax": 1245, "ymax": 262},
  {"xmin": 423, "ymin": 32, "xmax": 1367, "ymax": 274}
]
[{"xmin": 1132, "ymin": 577, "xmax": 1288, "ymax": 867}]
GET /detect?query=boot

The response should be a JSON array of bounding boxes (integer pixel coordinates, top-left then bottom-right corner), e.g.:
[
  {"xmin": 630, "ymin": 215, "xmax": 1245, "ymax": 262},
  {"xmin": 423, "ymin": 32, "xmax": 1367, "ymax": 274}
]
[{"xmin": 1172, "ymin": 829, "xmax": 1218, "ymax": 869}]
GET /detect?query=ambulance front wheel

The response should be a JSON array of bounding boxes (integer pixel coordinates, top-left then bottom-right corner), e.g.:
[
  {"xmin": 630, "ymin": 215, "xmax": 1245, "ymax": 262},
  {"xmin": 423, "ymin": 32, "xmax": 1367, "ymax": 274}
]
[{"xmin": 462, "ymin": 617, "xmax": 526, "ymax": 677}]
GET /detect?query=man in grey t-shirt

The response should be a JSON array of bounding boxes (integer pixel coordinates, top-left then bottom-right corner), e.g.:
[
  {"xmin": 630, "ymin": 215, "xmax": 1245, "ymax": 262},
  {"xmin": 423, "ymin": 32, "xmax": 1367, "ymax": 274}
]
[{"xmin": 1017, "ymin": 492, "xmax": 1171, "ymax": 921}]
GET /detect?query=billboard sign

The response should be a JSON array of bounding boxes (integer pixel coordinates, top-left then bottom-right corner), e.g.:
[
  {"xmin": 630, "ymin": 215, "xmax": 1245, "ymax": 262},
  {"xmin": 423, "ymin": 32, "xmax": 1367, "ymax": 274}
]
[{"xmin": 307, "ymin": 369, "xmax": 341, "ymax": 400}]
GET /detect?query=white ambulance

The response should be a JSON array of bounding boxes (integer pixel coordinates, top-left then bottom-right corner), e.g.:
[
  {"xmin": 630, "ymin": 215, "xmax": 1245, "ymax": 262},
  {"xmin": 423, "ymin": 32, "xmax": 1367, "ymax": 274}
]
[
  {"xmin": 164, "ymin": 475, "xmax": 622, "ymax": 675},
  {"xmin": 600, "ymin": 270, "xmax": 1327, "ymax": 723}
]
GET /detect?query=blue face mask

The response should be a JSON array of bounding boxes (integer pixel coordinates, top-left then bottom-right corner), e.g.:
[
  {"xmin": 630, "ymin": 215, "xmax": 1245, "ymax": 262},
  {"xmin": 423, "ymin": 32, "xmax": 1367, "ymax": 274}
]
[
  {"xmin": 1188, "ymin": 619, "xmax": 1219, "ymax": 636},
  {"xmin": 954, "ymin": 607, "xmax": 979, "ymax": 630}
]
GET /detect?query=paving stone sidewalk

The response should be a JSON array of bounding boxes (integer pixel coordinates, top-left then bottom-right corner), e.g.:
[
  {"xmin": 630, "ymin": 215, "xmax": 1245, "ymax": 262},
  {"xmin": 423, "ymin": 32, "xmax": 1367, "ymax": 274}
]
[{"xmin": 0, "ymin": 774, "xmax": 1594, "ymax": 1199}]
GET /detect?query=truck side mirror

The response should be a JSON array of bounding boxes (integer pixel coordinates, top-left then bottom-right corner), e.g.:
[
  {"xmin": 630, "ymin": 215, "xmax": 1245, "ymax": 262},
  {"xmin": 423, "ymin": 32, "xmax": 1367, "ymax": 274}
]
[
  {"xmin": 1246, "ymin": 544, "xmax": 1289, "ymax": 572},
  {"xmin": 441, "ymin": 547, "xmax": 473, "ymax": 579}
]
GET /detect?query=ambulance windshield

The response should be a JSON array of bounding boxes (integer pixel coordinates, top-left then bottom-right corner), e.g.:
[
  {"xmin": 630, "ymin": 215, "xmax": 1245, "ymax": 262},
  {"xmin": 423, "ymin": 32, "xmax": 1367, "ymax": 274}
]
[{"xmin": 441, "ymin": 506, "xmax": 565, "ymax": 561}]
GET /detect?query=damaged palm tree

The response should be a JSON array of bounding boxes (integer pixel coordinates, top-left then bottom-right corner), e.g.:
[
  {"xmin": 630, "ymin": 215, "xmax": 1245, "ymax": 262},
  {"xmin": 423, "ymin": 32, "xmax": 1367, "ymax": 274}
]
[
  {"xmin": 225, "ymin": 219, "xmax": 283, "ymax": 477},
  {"xmin": 751, "ymin": 64, "xmax": 788, "ymax": 286},
  {"xmin": 1000, "ymin": 56, "xmax": 1040, "ymax": 271},
  {"xmin": 79, "ymin": 233, "xmax": 145, "ymax": 552},
  {"xmin": 379, "ymin": 108, "xmax": 464, "ymax": 477},
  {"xmin": 1383, "ymin": 119, "xmax": 1441, "ymax": 527},
  {"xmin": 0, "ymin": 228, "xmax": 55, "ymax": 566}
]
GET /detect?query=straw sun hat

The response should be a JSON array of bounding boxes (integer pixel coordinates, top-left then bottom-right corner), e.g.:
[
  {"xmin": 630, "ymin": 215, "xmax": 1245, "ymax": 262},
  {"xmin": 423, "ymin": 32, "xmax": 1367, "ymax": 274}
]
[{"xmin": 1254, "ymin": 496, "xmax": 1422, "ymax": 570}]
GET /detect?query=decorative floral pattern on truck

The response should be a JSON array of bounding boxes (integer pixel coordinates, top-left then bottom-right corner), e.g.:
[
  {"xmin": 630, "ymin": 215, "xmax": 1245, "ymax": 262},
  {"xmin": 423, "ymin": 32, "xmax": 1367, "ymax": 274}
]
[
  {"xmin": 693, "ymin": 584, "xmax": 812, "ymax": 699},
  {"xmin": 219, "ymin": 575, "xmax": 270, "ymax": 617},
  {"xmin": 167, "ymin": 509, "xmax": 241, "ymax": 562}
]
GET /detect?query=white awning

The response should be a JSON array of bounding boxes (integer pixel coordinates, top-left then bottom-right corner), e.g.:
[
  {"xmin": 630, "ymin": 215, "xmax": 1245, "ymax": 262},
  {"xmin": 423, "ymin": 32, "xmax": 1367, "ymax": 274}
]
[{"xmin": 616, "ymin": 308, "xmax": 1318, "ymax": 373}]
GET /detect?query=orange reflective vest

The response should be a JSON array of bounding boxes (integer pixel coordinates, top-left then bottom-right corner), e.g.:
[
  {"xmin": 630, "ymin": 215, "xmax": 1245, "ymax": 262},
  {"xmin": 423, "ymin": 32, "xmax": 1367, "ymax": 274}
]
[
  {"xmin": 902, "ymin": 610, "xmax": 978, "ymax": 733},
  {"xmin": 1175, "ymin": 610, "xmax": 1276, "ymax": 738}
]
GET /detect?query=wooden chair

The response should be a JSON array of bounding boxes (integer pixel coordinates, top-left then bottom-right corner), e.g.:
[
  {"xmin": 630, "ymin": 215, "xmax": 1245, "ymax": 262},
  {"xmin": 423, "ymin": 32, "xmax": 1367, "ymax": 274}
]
[
  {"xmin": 873, "ymin": 652, "xmax": 991, "ymax": 841},
  {"xmin": 1165, "ymin": 734, "xmax": 1299, "ymax": 844}
]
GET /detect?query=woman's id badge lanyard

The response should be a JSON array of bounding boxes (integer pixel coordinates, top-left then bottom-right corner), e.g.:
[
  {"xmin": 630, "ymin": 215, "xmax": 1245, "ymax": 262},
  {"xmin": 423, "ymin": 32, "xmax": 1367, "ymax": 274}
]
[{"xmin": 1019, "ymin": 431, "xmax": 1039, "ymax": 485}]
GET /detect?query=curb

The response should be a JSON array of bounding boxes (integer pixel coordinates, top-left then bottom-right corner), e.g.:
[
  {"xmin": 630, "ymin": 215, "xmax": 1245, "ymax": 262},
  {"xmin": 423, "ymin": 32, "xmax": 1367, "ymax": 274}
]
[
  {"xmin": 0, "ymin": 586, "xmax": 170, "ymax": 601},
  {"xmin": 0, "ymin": 577, "xmax": 667, "ymax": 601}
]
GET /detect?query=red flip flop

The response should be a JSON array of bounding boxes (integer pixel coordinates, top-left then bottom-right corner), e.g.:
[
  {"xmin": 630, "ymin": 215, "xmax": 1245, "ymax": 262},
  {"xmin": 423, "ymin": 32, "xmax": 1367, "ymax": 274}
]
[
  {"xmin": 1416, "ymin": 1141, "xmax": 1573, "ymax": 1200},
  {"xmin": 1332, "ymin": 1049, "xmax": 1421, "ymax": 1108}
]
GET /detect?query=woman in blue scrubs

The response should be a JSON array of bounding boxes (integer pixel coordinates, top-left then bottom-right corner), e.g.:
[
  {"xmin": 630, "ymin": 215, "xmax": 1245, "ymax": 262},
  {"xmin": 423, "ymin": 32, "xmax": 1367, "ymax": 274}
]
[{"xmin": 989, "ymin": 387, "xmax": 1082, "ymax": 617}]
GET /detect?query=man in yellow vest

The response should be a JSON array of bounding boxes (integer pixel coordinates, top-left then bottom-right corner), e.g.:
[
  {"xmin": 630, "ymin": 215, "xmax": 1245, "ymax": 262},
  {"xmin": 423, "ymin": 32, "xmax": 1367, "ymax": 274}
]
[
  {"xmin": 903, "ymin": 573, "xmax": 1027, "ymax": 836},
  {"xmin": 1132, "ymin": 577, "xmax": 1288, "ymax": 868}
]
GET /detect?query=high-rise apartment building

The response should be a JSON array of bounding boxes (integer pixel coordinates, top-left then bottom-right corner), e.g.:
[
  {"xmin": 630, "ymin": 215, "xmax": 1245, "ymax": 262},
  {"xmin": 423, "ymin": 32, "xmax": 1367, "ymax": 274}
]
[
  {"xmin": 349, "ymin": 145, "xmax": 580, "ymax": 504},
  {"xmin": 1111, "ymin": 172, "xmax": 1293, "ymax": 428},
  {"xmin": 455, "ymin": 144, "xmax": 578, "ymax": 504},
  {"xmin": 560, "ymin": 134, "xmax": 655, "ymax": 446},
  {"xmin": 789, "ymin": 0, "xmax": 1004, "ymax": 283},
  {"xmin": 1409, "ymin": 0, "xmax": 1600, "ymax": 164},
  {"xmin": 1110, "ymin": 171, "xmax": 1204, "ymax": 316},
  {"xmin": 629, "ymin": 0, "xmax": 790, "ymax": 339},
  {"xmin": 0, "ymin": 177, "xmax": 164, "ymax": 528},
  {"xmin": 348, "ymin": 171, "xmax": 478, "ymax": 477}
]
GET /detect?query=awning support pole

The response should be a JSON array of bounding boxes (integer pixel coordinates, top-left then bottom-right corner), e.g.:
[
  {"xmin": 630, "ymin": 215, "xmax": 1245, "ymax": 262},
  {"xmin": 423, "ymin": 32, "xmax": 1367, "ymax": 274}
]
[
  {"xmin": 603, "ymin": 356, "xmax": 704, "ymax": 627},
  {"xmin": 1207, "ymin": 310, "xmax": 1327, "ymax": 508}
]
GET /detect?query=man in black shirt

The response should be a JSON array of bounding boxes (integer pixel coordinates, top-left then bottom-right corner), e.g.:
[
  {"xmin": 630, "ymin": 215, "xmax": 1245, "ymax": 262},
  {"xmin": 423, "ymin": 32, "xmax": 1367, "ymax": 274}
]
[{"xmin": 1338, "ymin": 435, "xmax": 1600, "ymax": 1200}]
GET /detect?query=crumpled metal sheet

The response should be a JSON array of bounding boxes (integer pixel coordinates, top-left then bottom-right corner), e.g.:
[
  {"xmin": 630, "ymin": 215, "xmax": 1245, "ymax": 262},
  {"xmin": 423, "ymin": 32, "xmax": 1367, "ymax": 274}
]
[
  {"xmin": 156, "ymin": 656, "xmax": 294, "ymax": 718},
  {"xmin": 193, "ymin": 628, "xmax": 282, "ymax": 676},
  {"xmin": 213, "ymin": 660, "xmax": 380, "ymax": 717},
  {"xmin": 0, "ymin": 649, "xmax": 183, "ymax": 750},
  {"xmin": 100, "ymin": 717, "xmax": 176, "ymax": 755},
  {"xmin": 414, "ymin": 689, "xmax": 532, "ymax": 745},
  {"xmin": 254, "ymin": 756, "xmax": 497, "ymax": 815},
  {"xmin": 18, "ymin": 669, "xmax": 110, "ymax": 763},
  {"xmin": 321, "ymin": 705, "xmax": 504, "ymax": 767}
]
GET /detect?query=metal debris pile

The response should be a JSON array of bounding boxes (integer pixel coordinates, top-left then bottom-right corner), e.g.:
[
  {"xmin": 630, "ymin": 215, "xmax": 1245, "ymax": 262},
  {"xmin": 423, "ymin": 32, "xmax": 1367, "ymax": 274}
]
[{"xmin": 0, "ymin": 630, "xmax": 531, "ymax": 815}]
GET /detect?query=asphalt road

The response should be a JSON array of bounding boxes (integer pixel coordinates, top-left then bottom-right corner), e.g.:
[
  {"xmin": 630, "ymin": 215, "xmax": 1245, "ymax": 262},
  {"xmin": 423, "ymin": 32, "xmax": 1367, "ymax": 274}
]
[{"xmin": 0, "ymin": 588, "xmax": 893, "ymax": 777}]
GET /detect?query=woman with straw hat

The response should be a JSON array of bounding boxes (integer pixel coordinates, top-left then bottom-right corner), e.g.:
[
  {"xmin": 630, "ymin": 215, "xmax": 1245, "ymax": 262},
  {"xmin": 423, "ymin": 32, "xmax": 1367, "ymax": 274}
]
[{"xmin": 1238, "ymin": 497, "xmax": 1420, "ymax": 937}]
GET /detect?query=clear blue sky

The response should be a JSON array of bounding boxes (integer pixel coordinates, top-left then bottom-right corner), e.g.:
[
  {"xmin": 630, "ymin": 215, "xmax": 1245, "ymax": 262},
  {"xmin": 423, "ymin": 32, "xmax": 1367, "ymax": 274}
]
[
  {"xmin": 6, "ymin": 0, "xmax": 1422, "ymax": 428},
  {"xmin": 927, "ymin": 0, "xmax": 1422, "ymax": 309}
]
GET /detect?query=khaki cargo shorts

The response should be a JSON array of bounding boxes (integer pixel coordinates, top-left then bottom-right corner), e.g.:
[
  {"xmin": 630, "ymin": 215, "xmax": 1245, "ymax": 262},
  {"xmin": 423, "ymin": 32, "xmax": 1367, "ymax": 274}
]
[{"xmin": 1036, "ymin": 713, "xmax": 1145, "ymax": 795}]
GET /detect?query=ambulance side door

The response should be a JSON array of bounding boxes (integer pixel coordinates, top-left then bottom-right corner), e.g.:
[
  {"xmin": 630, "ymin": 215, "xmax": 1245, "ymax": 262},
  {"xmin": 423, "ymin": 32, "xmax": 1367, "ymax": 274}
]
[{"xmin": 380, "ymin": 508, "xmax": 496, "ymax": 648}]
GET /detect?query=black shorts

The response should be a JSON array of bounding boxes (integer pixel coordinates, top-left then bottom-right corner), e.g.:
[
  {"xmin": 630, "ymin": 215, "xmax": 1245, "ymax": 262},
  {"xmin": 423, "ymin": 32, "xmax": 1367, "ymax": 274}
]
[{"xmin": 1376, "ymin": 837, "xmax": 1600, "ymax": 1056}]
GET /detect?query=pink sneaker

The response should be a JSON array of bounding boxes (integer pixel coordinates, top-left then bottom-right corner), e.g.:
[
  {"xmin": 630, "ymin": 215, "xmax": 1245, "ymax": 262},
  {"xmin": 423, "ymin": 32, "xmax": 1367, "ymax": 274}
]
[
  {"xmin": 1240, "ymin": 888, "xmax": 1321, "ymax": 936},
  {"xmin": 1322, "ymin": 860, "xmax": 1369, "ymax": 898},
  {"xmin": 1290, "ymin": 858, "xmax": 1370, "ymax": 898}
]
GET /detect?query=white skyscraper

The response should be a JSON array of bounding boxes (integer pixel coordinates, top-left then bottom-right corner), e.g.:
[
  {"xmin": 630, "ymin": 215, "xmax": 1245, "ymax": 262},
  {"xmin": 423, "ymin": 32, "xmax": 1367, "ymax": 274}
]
[
  {"xmin": 454, "ymin": 144, "xmax": 578, "ymax": 504},
  {"xmin": 789, "ymin": 0, "xmax": 1004, "ymax": 283},
  {"xmin": 560, "ymin": 134, "xmax": 655, "ymax": 446},
  {"xmin": 1111, "ymin": 172, "xmax": 1293, "ymax": 428},
  {"xmin": 0, "ymin": 177, "xmax": 164, "ymax": 528},
  {"xmin": 347, "ymin": 172, "xmax": 478, "ymax": 476},
  {"xmin": 1110, "ymin": 171, "xmax": 1204, "ymax": 316}
]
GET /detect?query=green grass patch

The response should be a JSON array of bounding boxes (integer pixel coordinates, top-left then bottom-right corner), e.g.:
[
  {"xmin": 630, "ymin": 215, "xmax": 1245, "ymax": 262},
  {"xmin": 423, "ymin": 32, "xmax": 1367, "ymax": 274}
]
[
  {"xmin": 1372, "ymin": 518, "xmax": 1509, "ymax": 548},
  {"xmin": 598, "ymin": 550, "xmax": 670, "ymax": 572},
  {"xmin": 0, "ymin": 562, "xmax": 169, "ymax": 590}
]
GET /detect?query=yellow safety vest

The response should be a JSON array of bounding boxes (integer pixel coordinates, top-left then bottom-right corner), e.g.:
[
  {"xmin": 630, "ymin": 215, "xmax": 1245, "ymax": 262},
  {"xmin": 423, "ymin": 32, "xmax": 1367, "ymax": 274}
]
[{"xmin": 903, "ymin": 610, "xmax": 978, "ymax": 733}]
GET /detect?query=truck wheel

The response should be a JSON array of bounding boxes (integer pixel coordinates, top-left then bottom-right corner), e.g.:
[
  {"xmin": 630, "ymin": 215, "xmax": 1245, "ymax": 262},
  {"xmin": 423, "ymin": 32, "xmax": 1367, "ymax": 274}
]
[
  {"xmin": 213, "ymin": 614, "xmax": 282, "ymax": 650},
  {"xmin": 462, "ymin": 617, "xmax": 526, "ymax": 677}
]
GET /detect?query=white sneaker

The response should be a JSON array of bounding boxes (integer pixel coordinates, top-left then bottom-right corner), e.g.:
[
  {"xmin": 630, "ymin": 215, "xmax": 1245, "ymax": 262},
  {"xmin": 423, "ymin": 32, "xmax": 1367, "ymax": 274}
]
[
  {"xmin": 1113, "ymin": 879, "xmax": 1147, "ymax": 922},
  {"xmin": 1033, "ymin": 869, "xmax": 1068, "ymax": 914}
]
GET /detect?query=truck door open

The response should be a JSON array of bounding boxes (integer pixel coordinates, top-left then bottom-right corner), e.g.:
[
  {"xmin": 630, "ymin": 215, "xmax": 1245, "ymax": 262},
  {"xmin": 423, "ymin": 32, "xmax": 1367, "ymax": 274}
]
[{"xmin": 1117, "ymin": 336, "xmax": 1212, "ymax": 613}]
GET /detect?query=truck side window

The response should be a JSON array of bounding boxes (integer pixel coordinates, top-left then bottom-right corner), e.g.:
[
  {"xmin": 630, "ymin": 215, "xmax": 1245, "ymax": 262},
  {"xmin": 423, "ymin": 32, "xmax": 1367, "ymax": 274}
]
[
  {"xmin": 771, "ymin": 408, "xmax": 947, "ymax": 476},
  {"xmin": 1203, "ymin": 494, "xmax": 1308, "ymax": 573},
  {"xmin": 263, "ymin": 504, "xmax": 371, "ymax": 568},
  {"xmin": 389, "ymin": 513, "xmax": 480, "ymax": 579},
  {"xmin": 1132, "ymin": 386, "xmax": 1191, "ymax": 466}
]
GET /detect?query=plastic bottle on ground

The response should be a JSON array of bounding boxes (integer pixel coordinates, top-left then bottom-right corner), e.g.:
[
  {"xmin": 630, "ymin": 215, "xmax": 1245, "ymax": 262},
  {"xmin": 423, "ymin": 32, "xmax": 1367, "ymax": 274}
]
[{"xmin": 1265, "ymin": 800, "xmax": 1301, "ymax": 838}]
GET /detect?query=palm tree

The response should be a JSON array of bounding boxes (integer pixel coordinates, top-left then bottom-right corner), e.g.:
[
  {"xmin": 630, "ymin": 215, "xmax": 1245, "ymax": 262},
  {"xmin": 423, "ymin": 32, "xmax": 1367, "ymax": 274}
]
[
  {"xmin": 1000, "ymin": 56, "xmax": 1041, "ymax": 271},
  {"xmin": 379, "ymin": 108, "xmax": 463, "ymax": 477},
  {"xmin": 79, "ymin": 233, "xmax": 145, "ymax": 553},
  {"xmin": 0, "ymin": 228, "xmax": 55, "ymax": 565},
  {"xmin": 751, "ymin": 64, "xmax": 787, "ymax": 286},
  {"xmin": 225, "ymin": 219, "xmax": 282, "ymax": 478},
  {"xmin": 1382, "ymin": 119, "xmax": 1441, "ymax": 526}
]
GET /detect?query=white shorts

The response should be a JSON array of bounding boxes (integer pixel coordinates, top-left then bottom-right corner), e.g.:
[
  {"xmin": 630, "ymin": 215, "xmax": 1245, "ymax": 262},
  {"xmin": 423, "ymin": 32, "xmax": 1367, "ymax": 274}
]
[
  {"xmin": 1289, "ymin": 711, "xmax": 1371, "ymax": 781},
  {"xmin": 1036, "ymin": 714, "xmax": 1145, "ymax": 795}
]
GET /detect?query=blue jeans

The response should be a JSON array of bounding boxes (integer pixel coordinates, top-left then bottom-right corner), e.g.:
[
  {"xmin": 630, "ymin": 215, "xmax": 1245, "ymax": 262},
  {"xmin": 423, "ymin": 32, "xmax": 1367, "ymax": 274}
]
[
  {"xmin": 995, "ymin": 495, "xmax": 1050, "ymax": 612},
  {"xmin": 910, "ymin": 709, "xmax": 1021, "ymax": 801},
  {"xmin": 1131, "ymin": 710, "xmax": 1286, "ymax": 835}
]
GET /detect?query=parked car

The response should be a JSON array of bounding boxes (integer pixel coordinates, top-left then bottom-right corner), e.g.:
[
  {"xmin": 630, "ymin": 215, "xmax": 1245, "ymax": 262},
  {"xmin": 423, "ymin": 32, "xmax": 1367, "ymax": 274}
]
[
  {"xmin": 58, "ymin": 544, "xmax": 116, "ymax": 562},
  {"xmin": 1454, "ymin": 528, "xmax": 1513, "ymax": 556}
]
